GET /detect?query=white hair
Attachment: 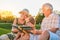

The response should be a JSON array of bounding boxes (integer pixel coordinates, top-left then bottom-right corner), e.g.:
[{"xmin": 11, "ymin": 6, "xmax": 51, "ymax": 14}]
[{"xmin": 43, "ymin": 3, "xmax": 53, "ymax": 10}]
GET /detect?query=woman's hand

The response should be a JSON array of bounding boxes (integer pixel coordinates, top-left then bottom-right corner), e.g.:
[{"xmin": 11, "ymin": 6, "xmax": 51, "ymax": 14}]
[
  {"xmin": 30, "ymin": 30, "xmax": 42, "ymax": 35},
  {"xmin": 18, "ymin": 33, "xmax": 30, "ymax": 40},
  {"xmin": 30, "ymin": 29, "xmax": 37, "ymax": 34}
]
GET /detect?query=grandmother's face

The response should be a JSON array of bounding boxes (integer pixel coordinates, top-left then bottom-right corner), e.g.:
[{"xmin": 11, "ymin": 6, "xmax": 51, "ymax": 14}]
[
  {"xmin": 42, "ymin": 5, "xmax": 52, "ymax": 17},
  {"xmin": 20, "ymin": 11, "xmax": 28, "ymax": 19}
]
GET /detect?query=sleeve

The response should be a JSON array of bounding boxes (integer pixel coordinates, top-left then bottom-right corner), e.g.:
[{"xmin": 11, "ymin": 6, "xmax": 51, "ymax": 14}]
[{"xmin": 51, "ymin": 15, "xmax": 60, "ymax": 28}]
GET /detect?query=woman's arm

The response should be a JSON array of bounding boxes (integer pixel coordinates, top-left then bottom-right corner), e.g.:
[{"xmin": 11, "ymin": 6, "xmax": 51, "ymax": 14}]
[
  {"xmin": 13, "ymin": 18, "xmax": 17, "ymax": 25},
  {"xmin": 12, "ymin": 18, "xmax": 19, "ymax": 33},
  {"xmin": 30, "ymin": 29, "xmax": 42, "ymax": 35}
]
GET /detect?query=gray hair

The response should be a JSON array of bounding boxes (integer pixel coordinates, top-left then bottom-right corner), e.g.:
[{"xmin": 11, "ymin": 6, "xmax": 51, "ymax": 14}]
[
  {"xmin": 43, "ymin": 3, "xmax": 53, "ymax": 10},
  {"xmin": 23, "ymin": 9, "xmax": 29, "ymax": 13}
]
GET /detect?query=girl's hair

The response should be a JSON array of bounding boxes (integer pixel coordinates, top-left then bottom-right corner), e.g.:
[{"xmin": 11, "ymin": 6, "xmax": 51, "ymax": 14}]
[{"xmin": 29, "ymin": 16, "xmax": 35, "ymax": 25}]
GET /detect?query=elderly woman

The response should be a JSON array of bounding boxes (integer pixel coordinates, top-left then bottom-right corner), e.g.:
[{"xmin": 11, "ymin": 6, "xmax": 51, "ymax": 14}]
[
  {"xmin": 12, "ymin": 9, "xmax": 35, "ymax": 40},
  {"xmin": 31, "ymin": 3, "xmax": 60, "ymax": 40}
]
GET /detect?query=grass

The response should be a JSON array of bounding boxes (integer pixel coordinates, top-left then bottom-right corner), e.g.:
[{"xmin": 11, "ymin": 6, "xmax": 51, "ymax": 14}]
[
  {"xmin": 0, "ymin": 23, "xmax": 12, "ymax": 30},
  {"xmin": 0, "ymin": 28, "xmax": 11, "ymax": 35},
  {"xmin": 0, "ymin": 23, "xmax": 12, "ymax": 35}
]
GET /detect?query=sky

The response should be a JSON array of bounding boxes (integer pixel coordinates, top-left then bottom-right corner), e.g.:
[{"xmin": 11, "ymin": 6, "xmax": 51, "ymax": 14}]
[{"xmin": 0, "ymin": 0, "xmax": 60, "ymax": 17}]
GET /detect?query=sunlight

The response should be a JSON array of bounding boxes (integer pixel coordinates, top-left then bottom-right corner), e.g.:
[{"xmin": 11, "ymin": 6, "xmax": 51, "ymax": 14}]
[{"xmin": 0, "ymin": 0, "xmax": 60, "ymax": 17}]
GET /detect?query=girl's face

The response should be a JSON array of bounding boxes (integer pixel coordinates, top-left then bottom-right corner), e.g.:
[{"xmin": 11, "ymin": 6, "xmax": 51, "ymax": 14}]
[{"xmin": 25, "ymin": 18, "xmax": 35, "ymax": 29}]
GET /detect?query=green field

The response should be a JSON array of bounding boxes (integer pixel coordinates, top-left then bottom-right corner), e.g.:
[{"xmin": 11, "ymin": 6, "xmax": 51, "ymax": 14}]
[
  {"xmin": 0, "ymin": 23, "xmax": 12, "ymax": 35},
  {"xmin": 0, "ymin": 23, "xmax": 40, "ymax": 35}
]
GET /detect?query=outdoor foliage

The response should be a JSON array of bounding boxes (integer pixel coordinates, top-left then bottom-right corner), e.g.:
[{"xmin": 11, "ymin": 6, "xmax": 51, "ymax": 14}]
[
  {"xmin": 35, "ymin": 9, "xmax": 45, "ymax": 24},
  {"xmin": 35, "ymin": 12, "xmax": 44, "ymax": 24},
  {"xmin": 0, "ymin": 10, "xmax": 15, "ymax": 23}
]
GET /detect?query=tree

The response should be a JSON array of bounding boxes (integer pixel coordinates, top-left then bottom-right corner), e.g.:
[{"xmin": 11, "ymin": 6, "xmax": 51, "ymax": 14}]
[
  {"xmin": 0, "ymin": 10, "xmax": 15, "ymax": 23},
  {"xmin": 35, "ymin": 9, "xmax": 44, "ymax": 24}
]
